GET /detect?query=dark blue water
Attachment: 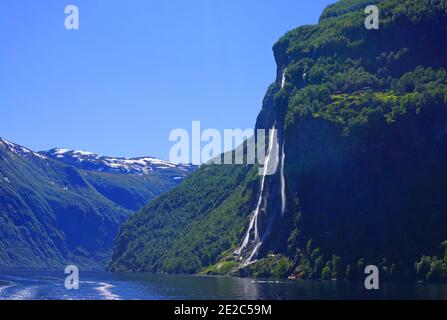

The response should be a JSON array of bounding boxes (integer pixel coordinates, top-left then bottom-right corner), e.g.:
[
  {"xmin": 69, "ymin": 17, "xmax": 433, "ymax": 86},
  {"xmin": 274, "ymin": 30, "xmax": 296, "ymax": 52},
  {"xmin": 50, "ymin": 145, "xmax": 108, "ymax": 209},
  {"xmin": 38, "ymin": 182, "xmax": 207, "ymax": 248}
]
[{"xmin": 1, "ymin": 270, "xmax": 447, "ymax": 300}]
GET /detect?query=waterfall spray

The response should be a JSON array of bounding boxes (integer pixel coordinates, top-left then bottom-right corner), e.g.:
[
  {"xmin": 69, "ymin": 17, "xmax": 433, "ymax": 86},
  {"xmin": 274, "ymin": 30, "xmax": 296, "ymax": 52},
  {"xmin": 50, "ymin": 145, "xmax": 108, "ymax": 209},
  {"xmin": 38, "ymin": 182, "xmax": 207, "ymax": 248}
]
[
  {"xmin": 280, "ymin": 140, "xmax": 286, "ymax": 215},
  {"xmin": 235, "ymin": 126, "xmax": 278, "ymax": 265},
  {"xmin": 235, "ymin": 68, "xmax": 286, "ymax": 266},
  {"xmin": 281, "ymin": 68, "xmax": 287, "ymax": 89}
]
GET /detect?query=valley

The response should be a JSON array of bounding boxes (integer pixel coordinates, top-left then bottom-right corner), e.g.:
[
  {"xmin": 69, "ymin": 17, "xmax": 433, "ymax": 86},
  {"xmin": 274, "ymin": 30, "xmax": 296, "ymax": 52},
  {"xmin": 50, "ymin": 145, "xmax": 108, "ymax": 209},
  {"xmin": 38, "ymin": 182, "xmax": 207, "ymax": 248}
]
[
  {"xmin": 2, "ymin": 0, "xmax": 447, "ymax": 286},
  {"xmin": 0, "ymin": 138, "xmax": 195, "ymax": 268}
]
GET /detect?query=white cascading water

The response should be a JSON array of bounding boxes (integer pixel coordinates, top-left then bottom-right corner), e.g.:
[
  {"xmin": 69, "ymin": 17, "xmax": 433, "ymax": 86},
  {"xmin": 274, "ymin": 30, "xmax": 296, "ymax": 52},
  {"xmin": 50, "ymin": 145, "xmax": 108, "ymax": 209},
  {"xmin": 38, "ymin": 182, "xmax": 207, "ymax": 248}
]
[
  {"xmin": 280, "ymin": 140, "xmax": 286, "ymax": 215},
  {"xmin": 281, "ymin": 68, "xmax": 287, "ymax": 89},
  {"xmin": 236, "ymin": 68, "xmax": 287, "ymax": 266},
  {"xmin": 280, "ymin": 68, "xmax": 287, "ymax": 215},
  {"xmin": 236, "ymin": 126, "xmax": 278, "ymax": 265}
]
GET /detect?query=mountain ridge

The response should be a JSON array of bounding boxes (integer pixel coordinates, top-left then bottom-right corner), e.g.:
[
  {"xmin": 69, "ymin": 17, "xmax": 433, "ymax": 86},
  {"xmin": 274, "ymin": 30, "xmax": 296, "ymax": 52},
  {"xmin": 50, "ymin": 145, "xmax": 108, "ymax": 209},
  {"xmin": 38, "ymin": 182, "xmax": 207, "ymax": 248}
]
[
  {"xmin": 0, "ymin": 137, "xmax": 195, "ymax": 268},
  {"xmin": 109, "ymin": 0, "xmax": 447, "ymax": 281},
  {"xmin": 41, "ymin": 147, "xmax": 195, "ymax": 176}
]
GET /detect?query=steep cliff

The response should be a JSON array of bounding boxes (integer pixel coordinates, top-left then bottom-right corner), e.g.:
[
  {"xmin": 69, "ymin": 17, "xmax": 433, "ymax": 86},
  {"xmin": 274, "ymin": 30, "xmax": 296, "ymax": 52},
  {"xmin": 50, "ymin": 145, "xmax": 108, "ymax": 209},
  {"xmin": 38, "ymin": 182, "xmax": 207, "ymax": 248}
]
[{"xmin": 109, "ymin": 0, "xmax": 447, "ymax": 280}]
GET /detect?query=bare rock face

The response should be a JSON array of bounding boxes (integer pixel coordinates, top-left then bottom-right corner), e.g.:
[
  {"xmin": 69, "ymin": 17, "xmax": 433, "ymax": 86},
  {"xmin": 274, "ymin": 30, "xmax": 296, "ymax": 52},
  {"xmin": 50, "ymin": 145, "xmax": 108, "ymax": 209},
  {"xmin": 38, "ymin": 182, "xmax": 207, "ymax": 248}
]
[{"xmin": 109, "ymin": 0, "xmax": 447, "ymax": 280}]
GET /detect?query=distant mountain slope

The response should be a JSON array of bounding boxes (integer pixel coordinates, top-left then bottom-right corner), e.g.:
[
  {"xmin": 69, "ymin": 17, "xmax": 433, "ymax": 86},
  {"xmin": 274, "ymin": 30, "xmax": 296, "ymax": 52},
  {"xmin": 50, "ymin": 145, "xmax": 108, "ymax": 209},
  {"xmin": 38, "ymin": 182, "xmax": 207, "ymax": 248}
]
[
  {"xmin": 0, "ymin": 138, "xmax": 195, "ymax": 268},
  {"xmin": 42, "ymin": 148, "xmax": 194, "ymax": 175},
  {"xmin": 108, "ymin": 151, "xmax": 257, "ymax": 273},
  {"xmin": 41, "ymin": 148, "xmax": 195, "ymax": 211},
  {"xmin": 109, "ymin": 0, "xmax": 447, "ymax": 281}
]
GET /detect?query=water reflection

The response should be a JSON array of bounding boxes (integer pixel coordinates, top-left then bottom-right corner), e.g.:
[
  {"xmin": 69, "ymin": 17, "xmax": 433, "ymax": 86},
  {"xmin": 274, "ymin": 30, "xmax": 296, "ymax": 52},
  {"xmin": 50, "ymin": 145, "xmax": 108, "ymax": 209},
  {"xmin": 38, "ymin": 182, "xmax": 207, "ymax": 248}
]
[{"xmin": 1, "ymin": 270, "xmax": 447, "ymax": 300}]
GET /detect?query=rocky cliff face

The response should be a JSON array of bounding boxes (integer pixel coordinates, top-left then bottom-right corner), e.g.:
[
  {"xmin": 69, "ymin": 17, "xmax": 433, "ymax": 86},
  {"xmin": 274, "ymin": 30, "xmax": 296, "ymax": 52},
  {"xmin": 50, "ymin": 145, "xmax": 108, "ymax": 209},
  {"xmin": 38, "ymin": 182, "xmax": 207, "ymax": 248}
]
[
  {"xmin": 237, "ymin": 0, "xmax": 447, "ymax": 279},
  {"xmin": 109, "ymin": 0, "xmax": 447, "ymax": 280}
]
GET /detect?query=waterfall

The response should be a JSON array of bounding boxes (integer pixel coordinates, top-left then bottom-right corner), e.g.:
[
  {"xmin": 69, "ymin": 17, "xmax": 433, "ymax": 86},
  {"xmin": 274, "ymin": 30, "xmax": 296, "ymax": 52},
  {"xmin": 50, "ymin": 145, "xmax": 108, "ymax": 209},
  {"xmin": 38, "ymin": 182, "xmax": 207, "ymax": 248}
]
[
  {"xmin": 280, "ymin": 68, "xmax": 287, "ymax": 214},
  {"xmin": 235, "ymin": 126, "xmax": 278, "ymax": 265},
  {"xmin": 235, "ymin": 67, "xmax": 287, "ymax": 266},
  {"xmin": 280, "ymin": 140, "xmax": 286, "ymax": 215},
  {"xmin": 281, "ymin": 68, "xmax": 287, "ymax": 89}
]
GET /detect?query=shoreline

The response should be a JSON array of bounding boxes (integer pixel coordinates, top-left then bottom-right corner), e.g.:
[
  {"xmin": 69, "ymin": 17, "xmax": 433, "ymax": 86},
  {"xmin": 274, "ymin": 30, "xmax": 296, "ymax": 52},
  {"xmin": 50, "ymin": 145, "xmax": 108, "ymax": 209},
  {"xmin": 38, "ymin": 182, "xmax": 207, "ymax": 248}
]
[{"xmin": 2, "ymin": 268, "xmax": 447, "ymax": 285}]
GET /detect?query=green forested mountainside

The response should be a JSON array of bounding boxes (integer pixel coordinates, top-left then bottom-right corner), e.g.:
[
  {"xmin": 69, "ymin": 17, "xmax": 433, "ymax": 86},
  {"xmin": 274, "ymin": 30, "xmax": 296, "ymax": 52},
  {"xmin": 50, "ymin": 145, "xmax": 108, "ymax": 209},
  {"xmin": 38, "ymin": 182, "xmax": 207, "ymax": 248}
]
[
  {"xmin": 40, "ymin": 149, "xmax": 194, "ymax": 212},
  {"xmin": 0, "ymin": 139, "xmax": 191, "ymax": 268},
  {"xmin": 110, "ymin": 0, "xmax": 447, "ymax": 281},
  {"xmin": 268, "ymin": 0, "xmax": 447, "ymax": 281},
  {"xmin": 319, "ymin": 0, "xmax": 380, "ymax": 21},
  {"xmin": 80, "ymin": 170, "xmax": 181, "ymax": 211},
  {"xmin": 109, "ymin": 160, "xmax": 257, "ymax": 273}
]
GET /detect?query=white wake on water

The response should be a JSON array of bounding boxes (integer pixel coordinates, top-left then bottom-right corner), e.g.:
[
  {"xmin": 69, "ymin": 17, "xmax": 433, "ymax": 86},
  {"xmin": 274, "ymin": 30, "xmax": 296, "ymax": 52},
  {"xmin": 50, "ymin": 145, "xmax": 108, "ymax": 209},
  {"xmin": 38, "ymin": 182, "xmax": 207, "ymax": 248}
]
[
  {"xmin": 95, "ymin": 282, "xmax": 121, "ymax": 300},
  {"xmin": 8, "ymin": 286, "xmax": 38, "ymax": 300},
  {"xmin": 0, "ymin": 282, "xmax": 15, "ymax": 298}
]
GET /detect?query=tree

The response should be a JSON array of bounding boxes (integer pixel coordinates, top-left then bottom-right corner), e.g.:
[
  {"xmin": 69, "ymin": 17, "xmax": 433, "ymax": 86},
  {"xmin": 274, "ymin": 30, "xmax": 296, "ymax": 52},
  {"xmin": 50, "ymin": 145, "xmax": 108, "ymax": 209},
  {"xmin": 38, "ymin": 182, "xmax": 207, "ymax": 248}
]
[
  {"xmin": 427, "ymin": 257, "xmax": 444, "ymax": 282},
  {"xmin": 346, "ymin": 264, "xmax": 353, "ymax": 280},
  {"xmin": 321, "ymin": 266, "xmax": 331, "ymax": 280},
  {"xmin": 331, "ymin": 255, "xmax": 342, "ymax": 279},
  {"xmin": 415, "ymin": 255, "xmax": 431, "ymax": 279}
]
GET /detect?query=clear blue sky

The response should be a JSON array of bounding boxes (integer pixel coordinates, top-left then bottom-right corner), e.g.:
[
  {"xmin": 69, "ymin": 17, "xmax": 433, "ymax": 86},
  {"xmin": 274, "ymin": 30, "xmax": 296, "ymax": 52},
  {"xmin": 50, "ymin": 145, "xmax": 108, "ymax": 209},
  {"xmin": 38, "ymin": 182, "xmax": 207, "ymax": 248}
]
[{"xmin": 0, "ymin": 0, "xmax": 335, "ymax": 159}]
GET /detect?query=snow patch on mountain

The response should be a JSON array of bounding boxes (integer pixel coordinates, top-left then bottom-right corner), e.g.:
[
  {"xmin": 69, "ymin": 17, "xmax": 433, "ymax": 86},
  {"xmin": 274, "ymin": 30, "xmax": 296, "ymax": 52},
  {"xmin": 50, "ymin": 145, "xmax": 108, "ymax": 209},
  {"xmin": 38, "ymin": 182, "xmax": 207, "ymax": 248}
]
[
  {"xmin": 0, "ymin": 138, "xmax": 47, "ymax": 160},
  {"xmin": 41, "ymin": 148, "xmax": 195, "ymax": 175},
  {"xmin": 0, "ymin": 138, "xmax": 196, "ymax": 177}
]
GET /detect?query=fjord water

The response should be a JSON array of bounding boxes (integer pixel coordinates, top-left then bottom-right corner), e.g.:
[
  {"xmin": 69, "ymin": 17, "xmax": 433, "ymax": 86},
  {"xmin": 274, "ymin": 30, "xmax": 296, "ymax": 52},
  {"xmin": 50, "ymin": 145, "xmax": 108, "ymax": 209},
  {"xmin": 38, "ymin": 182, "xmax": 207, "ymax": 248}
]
[{"xmin": 1, "ymin": 270, "xmax": 447, "ymax": 300}]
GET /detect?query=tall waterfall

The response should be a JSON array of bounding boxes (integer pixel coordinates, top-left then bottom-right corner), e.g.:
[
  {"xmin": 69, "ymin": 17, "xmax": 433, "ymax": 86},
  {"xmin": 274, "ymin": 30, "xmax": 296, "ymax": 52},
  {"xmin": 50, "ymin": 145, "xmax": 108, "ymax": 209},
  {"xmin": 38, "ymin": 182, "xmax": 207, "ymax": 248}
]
[
  {"xmin": 280, "ymin": 140, "xmax": 287, "ymax": 215},
  {"xmin": 280, "ymin": 67, "xmax": 287, "ymax": 215},
  {"xmin": 235, "ymin": 126, "xmax": 278, "ymax": 265},
  {"xmin": 235, "ymin": 67, "xmax": 287, "ymax": 267},
  {"xmin": 281, "ymin": 68, "xmax": 287, "ymax": 89}
]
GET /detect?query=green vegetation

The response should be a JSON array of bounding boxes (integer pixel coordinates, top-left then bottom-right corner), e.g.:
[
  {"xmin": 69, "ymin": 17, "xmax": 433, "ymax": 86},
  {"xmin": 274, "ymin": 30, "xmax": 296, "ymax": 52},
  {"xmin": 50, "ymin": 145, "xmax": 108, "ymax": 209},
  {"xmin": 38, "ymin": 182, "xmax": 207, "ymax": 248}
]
[
  {"xmin": 321, "ymin": 266, "xmax": 331, "ymax": 280},
  {"xmin": 274, "ymin": 0, "xmax": 447, "ymax": 281},
  {"xmin": 201, "ymin": 261, "xmax": 239, "ymax": 276},
  {"xmin": 109, "ymin": 160, "xmax": 258, "ymax": 274},
  {"xmin": 0, "ymin": 140, "xmax": 189, "ymax": 268},
  {"xmin": 284, "ymin": 67, "xmax": 447, "ymax": 135},
  {"xmin": 242, "ymin": 255, "xmax": 293, "ymax": 278},
  {"xmin": 81, "ymin": 170, "xmax": 180, "ymax": 211},
  {"xmin": 110, "ymin": 0, "xmax": 447, "ymax": 282},
  {"xmin": 416, "ymin": 241, "xmax": 447, "ymax": 282}
]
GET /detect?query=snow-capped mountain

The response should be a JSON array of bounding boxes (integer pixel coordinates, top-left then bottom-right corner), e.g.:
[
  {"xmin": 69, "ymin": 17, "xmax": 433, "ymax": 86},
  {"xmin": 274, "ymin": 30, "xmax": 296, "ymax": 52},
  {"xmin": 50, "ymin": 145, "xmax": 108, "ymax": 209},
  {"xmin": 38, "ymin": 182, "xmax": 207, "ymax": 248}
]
[
  {"xmin": 0, "ymin": 137, "xmax": 197, "ymax": 268},
  {"xmin": 0, "ymin": 138, "xmax": 195, "ymax": 177},
  {"xmin": 41, "ymin": 148, "xmax": 196, "ymax": 175},
  {"xmin": 0, "ymin": 138, "xmax": 47, "ymax": 160}
]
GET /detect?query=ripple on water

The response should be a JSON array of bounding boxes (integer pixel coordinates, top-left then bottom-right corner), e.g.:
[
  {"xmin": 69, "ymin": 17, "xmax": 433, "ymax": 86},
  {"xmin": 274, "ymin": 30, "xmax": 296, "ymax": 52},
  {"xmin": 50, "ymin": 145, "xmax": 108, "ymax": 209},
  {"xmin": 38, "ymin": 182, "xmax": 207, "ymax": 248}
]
[
  {"xmin": 95, "ymin": 282, "xmax": 121, "ymax": 300},
  {"xmin": 0, "ymin": 281, "xmax": 15, "ymax": 298},
  {"xmin": 8, "ymin": 286, "xmax": 38, "ymax": 300}
]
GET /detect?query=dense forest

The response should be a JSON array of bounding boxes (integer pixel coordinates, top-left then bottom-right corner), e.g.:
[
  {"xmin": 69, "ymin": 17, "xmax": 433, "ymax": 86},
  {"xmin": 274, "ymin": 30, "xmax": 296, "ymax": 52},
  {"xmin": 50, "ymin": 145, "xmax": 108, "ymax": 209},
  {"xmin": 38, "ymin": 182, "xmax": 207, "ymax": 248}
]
[
  {"xmin": 109, "ymin": 0, "xmax": 447, "ymax": 281},
  {"xmin": 0, "ymin": 140, "xmax": 191, "ymax": 268}
]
